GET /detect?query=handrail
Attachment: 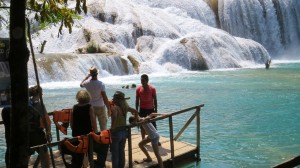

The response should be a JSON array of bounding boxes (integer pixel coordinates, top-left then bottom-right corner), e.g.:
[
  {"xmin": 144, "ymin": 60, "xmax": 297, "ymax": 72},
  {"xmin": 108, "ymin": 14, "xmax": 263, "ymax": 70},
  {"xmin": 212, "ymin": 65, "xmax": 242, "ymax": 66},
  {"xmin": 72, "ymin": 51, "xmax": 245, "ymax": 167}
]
[{"xmin": 1, "ymin": 104, "xmax": 205, "ymax": 167}]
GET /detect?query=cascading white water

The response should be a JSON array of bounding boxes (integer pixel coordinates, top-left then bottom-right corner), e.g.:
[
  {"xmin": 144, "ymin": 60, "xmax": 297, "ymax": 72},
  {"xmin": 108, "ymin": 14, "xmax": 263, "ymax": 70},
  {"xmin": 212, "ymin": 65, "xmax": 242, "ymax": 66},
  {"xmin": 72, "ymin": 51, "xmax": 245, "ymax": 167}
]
[
  {"xmin": 1, "ymin": 0, "xmax": 299, "ymax": 83},
  {"xmin": 27, "ymin": 53, "xmax": 134, "ymax": 84},
  {"xmin": 218, "ymin": 0, "xmax": 300, "ymax": 55},
  {"xmin": 154, "ymin": 27, "xmax": 270, "ymax": 70}
]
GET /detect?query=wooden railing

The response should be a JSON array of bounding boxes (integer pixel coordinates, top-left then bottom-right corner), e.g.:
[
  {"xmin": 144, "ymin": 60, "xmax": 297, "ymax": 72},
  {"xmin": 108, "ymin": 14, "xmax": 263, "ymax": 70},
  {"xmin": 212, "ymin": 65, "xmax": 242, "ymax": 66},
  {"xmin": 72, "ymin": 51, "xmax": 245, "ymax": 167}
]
[{"xmin": 0, "ymin": 104, "xmax": 204, "ymax": 168}]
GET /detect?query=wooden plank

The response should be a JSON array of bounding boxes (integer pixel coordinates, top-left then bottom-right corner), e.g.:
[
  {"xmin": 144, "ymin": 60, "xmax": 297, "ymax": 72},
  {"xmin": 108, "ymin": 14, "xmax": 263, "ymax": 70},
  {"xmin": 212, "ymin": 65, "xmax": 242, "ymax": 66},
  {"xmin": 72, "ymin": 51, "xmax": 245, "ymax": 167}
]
[{"xmin": 20, "ymin": 133, "xmax": 197, "ymax": 168}]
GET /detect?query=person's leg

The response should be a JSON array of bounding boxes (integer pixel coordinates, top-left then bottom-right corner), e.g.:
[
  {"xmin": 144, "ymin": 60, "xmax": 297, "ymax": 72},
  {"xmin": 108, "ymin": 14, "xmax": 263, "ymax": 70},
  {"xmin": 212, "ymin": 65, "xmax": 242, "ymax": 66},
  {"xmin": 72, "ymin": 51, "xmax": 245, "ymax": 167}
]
[
  {"xmin": 111, "ymin": 131, "xmax": 121, "ymax": 168},
  {"xmin": 118, "ymin": 132, "xmax": 127, "ymax": 168},
  {"xmin": 139, "ymin": 109, "xmax": 148, "ymax": 139},
  {"xmin": 37, "ymin": 146, "xmax": 50, "ymax": 168},
  {"xmin": 98, "ymin": 106, "xmax": 107, "ymax": 131},
  {"xmin": 93, "ymin": 106, "xmax": 102, "ymax": 129},
  {"xmin": 71, "ymin": 153, "xmax": 84, "ymax": 168},
  {"xmin": 94, "ymin": 143, "xmax": 109, "ymax": 168},
  {"xmin": 152, "ymin": 137, "xmax": 163, "ymax": 168},
  {"xmin": 138, "ymin": 137, "xmax": 152, "ymax": 161}
]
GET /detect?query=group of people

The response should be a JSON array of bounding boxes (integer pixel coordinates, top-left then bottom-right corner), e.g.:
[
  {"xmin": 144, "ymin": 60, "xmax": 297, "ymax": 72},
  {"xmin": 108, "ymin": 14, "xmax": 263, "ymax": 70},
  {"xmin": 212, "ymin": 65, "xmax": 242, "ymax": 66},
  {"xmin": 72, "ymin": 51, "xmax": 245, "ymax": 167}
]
[
  {"xmin": 2, "ymin": 66, "xmax": 164, "ymax": 168},
  {"xmin": 77, "ymin": 66, "xmax": 164, "ymax": 168}
]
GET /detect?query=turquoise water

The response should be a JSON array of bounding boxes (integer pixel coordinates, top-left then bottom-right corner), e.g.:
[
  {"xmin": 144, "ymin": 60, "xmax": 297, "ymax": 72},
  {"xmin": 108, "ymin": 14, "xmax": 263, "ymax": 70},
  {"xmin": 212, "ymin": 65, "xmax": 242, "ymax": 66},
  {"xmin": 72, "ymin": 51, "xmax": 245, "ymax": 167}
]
[{"xmin": 1, "ymin": 62, "xmax": 300, "ymax": 167}]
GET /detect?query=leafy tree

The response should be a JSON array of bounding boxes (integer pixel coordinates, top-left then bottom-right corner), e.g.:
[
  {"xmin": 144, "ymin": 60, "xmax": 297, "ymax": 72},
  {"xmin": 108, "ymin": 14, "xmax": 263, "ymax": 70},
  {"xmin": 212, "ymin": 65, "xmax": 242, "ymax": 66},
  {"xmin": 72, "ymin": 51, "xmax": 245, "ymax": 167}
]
[{"xmin": 2, "ymin": 0, "xmax": 87, "ymax": 166}]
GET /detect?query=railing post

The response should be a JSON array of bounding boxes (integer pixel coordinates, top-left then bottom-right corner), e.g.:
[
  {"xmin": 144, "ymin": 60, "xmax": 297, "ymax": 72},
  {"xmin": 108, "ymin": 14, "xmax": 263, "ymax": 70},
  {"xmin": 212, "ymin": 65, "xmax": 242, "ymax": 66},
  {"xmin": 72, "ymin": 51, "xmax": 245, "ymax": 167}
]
[
  {"xmin": 127, "ymin": 127, "xmax": 133, "ymax": 168},
  {"xmin": 169, "ymin": 115, "xmax": 175, "ymax": 167},
  {"xmin": 88, "ymin": 134, "xmax": 94, "ymax": 168},
  {"xmin": 196, "ymin": 106, "xmax": 201, "ymax": 161},
  {"xmin": 55, "ymin": 125, "xmax": 60, "ymax": 142}
]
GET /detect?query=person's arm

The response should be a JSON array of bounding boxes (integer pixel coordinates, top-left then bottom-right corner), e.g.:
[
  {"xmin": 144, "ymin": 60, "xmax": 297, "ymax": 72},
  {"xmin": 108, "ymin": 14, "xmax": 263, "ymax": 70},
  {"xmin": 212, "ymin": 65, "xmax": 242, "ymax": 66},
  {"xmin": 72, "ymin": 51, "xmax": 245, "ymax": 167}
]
[
  {"xmin": 45, "ymin": 114, "xmax": 52, "ymax": 133},
  {"xmin": 43, "ymin": 113, "xmax": 52, "ymax": 142},
  {"xmin": 135, "ymin": 88, "xmax": 140, "ymax": 111},
  {"xmin": 148, "ymin": 113, "xmax": 168, "ymax": 119},
  {"xmin": 101, "ymin": 91, "xmax": 111, "ymax": 117},
  {"xmin": 135, "ymin": 96, "xmax": 140, "ymax": 111},
  {"xmin": 110, "ymin": 107, "xmax": 117, "ymax": 128},
  {"xmin": 89, "ymin": 106, "xmax": 98, "ymax": 133},
  {"xmin": 153, "ymin": 95, "xmax": 157, "ymax": 112},
  {"xmin": 80, "ymin": 74, "xmax": 90, "ymax": 87},
  {"xmin": 128, "ymin": 106, "xmax": 139, "ymax": 122},
  {"xmin": 153, "ymin": 86, "xmax": 157, "ymax": 112},
  {"xmin": 70, "ymin": 109, "xmax": 74, "ymax": 130}
]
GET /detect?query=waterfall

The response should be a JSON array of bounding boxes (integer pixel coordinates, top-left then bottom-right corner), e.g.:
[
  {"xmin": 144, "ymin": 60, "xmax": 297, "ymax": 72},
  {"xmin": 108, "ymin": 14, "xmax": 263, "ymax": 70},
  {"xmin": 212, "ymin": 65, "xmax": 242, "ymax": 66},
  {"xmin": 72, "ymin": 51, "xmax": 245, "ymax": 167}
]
[
  {"xmin": 1, "ymin": 0, "xmax": 299, "ymax": 82},
  {"xmin": 27, "ymin": 53, "xmax": 134, "ymax": 84},
  {"xmin": 218, "ymin": 0, "xmax": 300, "ymax": 56},
  {"xmin": 154, "ymin": 28, "xmax": 270, "ymax": 70}
]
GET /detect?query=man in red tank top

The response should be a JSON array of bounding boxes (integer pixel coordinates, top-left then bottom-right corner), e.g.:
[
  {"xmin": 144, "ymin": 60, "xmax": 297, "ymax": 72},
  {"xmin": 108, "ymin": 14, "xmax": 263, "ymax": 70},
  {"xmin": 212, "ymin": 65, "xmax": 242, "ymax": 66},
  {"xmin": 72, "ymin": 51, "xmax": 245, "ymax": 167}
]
[{"xmin": 135, "ymin": 74, "xmax": 159, "ymax": 141}]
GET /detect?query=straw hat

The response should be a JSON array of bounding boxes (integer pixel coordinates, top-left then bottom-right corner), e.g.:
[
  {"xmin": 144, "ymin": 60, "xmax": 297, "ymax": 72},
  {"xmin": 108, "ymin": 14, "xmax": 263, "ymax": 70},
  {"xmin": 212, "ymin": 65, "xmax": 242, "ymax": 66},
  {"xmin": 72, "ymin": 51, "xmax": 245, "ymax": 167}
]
[
  {"xmin": 89, "ymin": 66, "xmax": 98, "ymax": 76},
  {"xmin": 112, "ymin": 91, "xmax": 130, "ymax": 100}
]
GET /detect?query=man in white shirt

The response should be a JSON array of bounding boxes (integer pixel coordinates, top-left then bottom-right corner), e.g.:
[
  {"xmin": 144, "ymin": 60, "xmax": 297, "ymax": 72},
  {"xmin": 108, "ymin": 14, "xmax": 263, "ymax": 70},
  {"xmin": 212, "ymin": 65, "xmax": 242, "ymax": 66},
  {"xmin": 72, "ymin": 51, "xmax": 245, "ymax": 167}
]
[
  {"xmin": 80, "ymin": 66, "xmax": 111, "ymax": 168},
  {"xmin": 80, "ymin": 66, "xmax": 111, "ymax": 130}
]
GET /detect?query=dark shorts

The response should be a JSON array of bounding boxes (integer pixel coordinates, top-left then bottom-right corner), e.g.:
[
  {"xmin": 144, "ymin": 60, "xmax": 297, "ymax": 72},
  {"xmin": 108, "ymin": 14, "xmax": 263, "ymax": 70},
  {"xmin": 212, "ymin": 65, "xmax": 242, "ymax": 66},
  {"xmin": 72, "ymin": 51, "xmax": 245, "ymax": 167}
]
[
  {"xmin": 139, "ymin": 108, "xmax": 157, "ymax": 129},
  {"xmin": 139, "ymin": 108, "xmax": 154, "ymax": 117}
]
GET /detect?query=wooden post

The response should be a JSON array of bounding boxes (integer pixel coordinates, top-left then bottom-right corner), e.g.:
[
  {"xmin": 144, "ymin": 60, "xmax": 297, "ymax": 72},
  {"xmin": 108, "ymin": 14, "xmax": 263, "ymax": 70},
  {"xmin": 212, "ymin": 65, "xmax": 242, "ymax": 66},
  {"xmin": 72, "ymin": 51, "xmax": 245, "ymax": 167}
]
[
  {"xmin": 174, "ymin": 112, "xmax": 197, "ymax": 141},
  {"xmin": 169, "ymin": 116, "xmax": 175, "ymax": 167},
  {"xmin": 88, "ymin": 135, "xmax": 94, "ymax": 168},
  {"xmin": 196, "ymin": 106, "xmax": 201, "ymax": 161},
  {"xmin": 55, "ymin": 124, "xmax": 60, "ymax": 142},
  {"xmin": 127, "ymin": 127, "xmax": 133, "ymax": 168}
]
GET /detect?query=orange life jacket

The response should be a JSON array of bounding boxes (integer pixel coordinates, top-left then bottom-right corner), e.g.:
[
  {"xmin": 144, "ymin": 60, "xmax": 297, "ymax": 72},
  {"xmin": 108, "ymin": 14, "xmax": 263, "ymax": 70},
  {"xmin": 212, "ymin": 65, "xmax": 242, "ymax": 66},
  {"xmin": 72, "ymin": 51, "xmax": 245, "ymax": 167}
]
[
  {"xmin": 53, "ymin": 109, "xmax": 72, "ymax": 135},
  {"xmin": 90, "ymin": 130, "xmax": 112, "ymax": 144},
  {"xmin": 63, "ymin": 135, "xmax": 89, "ymax": 154}
]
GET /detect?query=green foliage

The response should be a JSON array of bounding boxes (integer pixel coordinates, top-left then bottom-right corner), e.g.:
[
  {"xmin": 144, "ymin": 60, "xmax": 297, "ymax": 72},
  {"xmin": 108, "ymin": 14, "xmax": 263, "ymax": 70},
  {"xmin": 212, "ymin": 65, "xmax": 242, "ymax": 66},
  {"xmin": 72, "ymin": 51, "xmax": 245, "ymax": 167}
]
[
  {"xmin": 0, "ymin": 0, "xmax": 86, "ymax": 35},
  {"xmin": 87, "ymin": 42, "xmax": 98, "ymax": 53},
  {"xmin": 26, "ymin": 0, "xmax": 87, "ymax": 36}
]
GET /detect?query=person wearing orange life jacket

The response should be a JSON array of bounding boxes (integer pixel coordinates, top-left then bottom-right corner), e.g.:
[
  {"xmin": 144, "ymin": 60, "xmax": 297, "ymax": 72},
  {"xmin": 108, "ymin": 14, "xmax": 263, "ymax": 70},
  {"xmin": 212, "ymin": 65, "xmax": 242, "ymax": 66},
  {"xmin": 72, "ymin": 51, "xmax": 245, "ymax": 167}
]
[{"xmin": 70, "ymin": 90, "xmax": 98, "ymax": 168}]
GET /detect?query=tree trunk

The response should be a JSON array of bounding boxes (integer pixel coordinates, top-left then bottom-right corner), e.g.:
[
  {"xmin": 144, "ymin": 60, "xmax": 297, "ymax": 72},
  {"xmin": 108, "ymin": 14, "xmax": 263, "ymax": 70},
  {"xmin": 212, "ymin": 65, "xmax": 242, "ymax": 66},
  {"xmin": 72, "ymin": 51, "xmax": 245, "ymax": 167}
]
[{"xmin": 8, "ymin": 0, "xmax": 30, "ymax": 167}]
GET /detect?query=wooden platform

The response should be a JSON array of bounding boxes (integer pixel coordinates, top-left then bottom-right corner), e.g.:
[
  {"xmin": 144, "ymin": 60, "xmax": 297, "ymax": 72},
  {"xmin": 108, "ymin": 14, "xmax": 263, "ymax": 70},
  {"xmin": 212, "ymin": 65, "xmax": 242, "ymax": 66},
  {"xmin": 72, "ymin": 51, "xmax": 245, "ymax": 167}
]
[{"xmin": 26, "ymin": 133, "xmax": 198, "ymax": 168}]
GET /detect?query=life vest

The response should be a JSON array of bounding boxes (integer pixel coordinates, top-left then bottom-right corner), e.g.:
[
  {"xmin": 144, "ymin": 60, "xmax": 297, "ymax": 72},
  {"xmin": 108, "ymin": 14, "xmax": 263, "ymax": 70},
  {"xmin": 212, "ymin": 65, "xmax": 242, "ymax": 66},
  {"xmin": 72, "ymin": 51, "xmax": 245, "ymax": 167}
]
[
  {"xmin": 53, "ymin": 109, "xmax": 72, "ymax": 135},
  {"xmin": 90, "ymin": 130, "xmax": 112, "ymax": 144},
  {"xmin": 63, "ymin": 135, "xmax": 89, "ymax": 154}
]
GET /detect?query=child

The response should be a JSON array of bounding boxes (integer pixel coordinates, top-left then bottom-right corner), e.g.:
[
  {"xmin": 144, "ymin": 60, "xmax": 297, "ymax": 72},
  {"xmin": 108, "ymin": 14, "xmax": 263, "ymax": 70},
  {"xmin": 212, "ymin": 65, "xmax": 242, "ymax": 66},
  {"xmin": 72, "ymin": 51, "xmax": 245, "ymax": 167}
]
[
  {"xmin": 129, "ymin": 113, "xmax": 168, "ymax": 168},
  {"xmin": 70, "ymin": 90, "xmax": 98, "ymax": 168}
]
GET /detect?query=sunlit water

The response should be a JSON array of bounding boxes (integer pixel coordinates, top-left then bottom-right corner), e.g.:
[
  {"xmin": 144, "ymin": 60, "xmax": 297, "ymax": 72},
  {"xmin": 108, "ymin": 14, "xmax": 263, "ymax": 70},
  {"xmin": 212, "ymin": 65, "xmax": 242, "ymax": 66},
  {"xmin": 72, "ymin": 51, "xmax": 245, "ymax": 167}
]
[{"xmin": 1, "ymin": 61, "xmax": 300, "ymax": 167}]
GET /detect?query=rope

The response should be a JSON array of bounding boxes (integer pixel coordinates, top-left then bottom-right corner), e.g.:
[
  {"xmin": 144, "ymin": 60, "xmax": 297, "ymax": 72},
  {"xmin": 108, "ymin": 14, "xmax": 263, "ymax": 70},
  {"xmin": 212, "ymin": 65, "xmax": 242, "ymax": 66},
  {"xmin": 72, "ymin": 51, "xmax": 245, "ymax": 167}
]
[{"xmin": 26, "ymin": 17, "xmax": 56, "ymax": 168}]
